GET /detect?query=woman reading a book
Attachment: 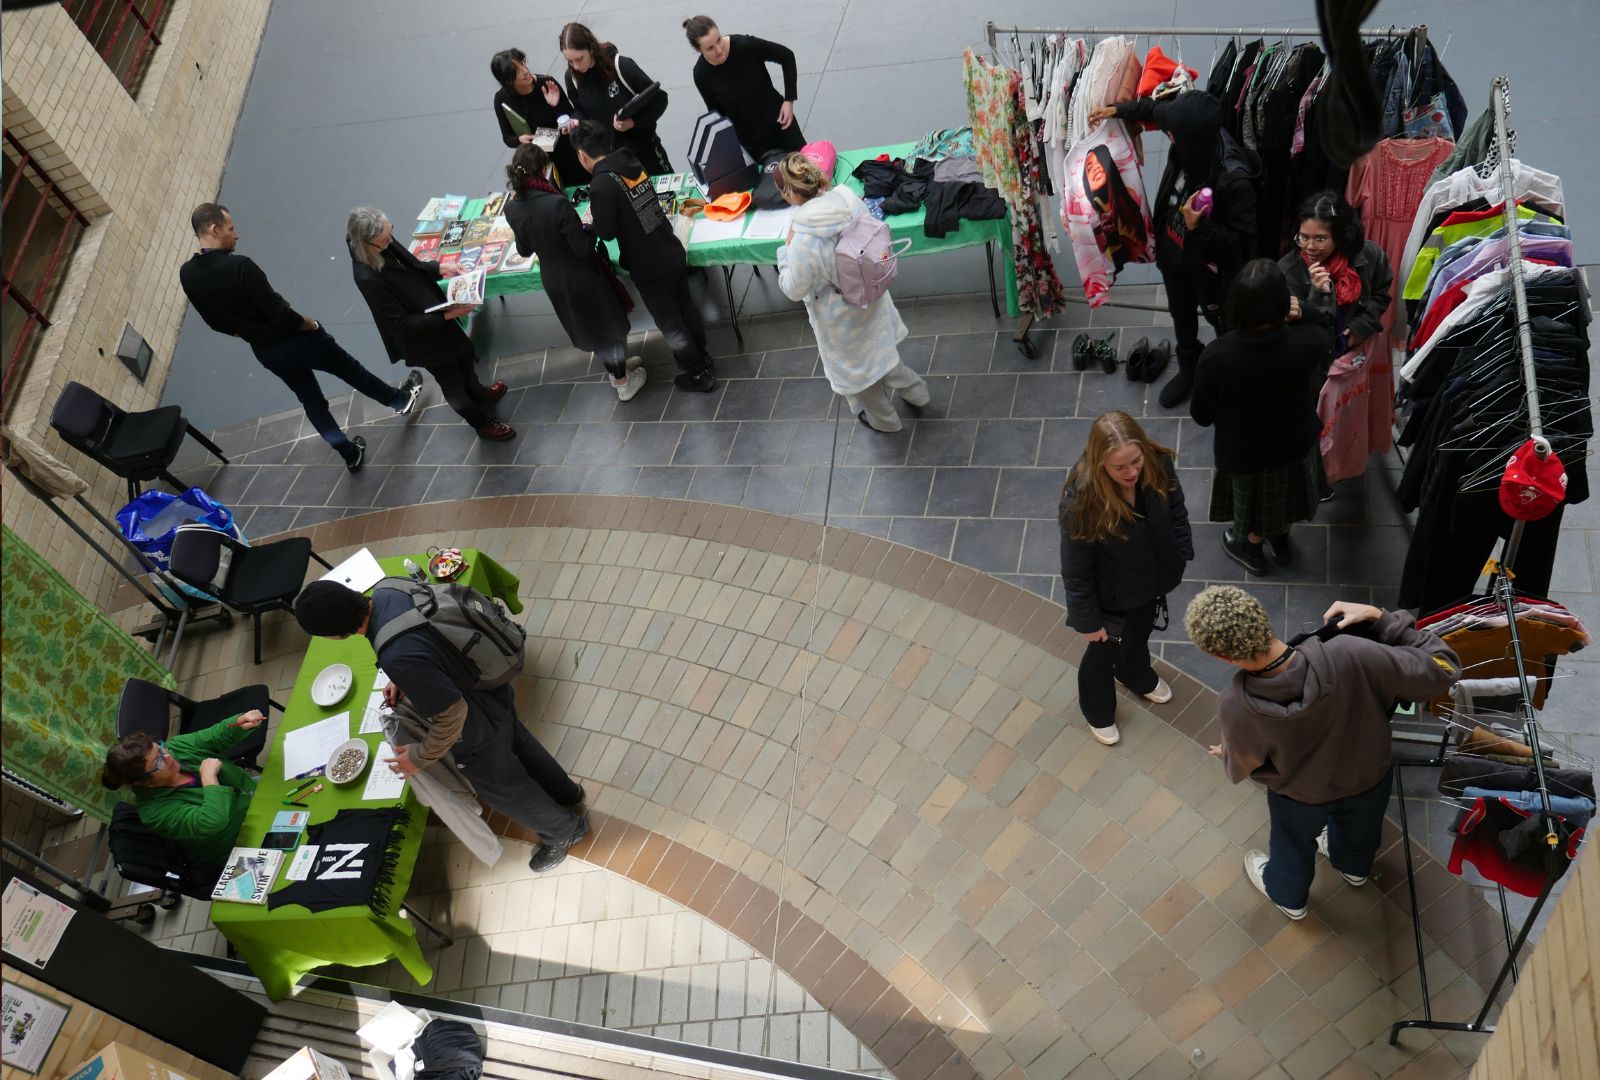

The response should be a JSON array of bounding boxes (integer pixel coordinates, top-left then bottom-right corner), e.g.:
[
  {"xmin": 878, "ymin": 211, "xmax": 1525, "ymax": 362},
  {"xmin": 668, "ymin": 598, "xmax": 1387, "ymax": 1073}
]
[
  {"xmin": 101, "ymin": 712, "xmax": 266, "ymax": 866},
  {"xmin": 345, "ymin": 207, "xmax": 516, "ymax": 442},
  {"xmin": 491, "ymin": 47, "xmax": 589, "ymax": 186},
  {"xmin": 559, "ymin": 22, "xmax": 672, "ymax": 176},
  {"xmin": 503, "ymin": 145, "xmax": 646, "ymax": 402}
]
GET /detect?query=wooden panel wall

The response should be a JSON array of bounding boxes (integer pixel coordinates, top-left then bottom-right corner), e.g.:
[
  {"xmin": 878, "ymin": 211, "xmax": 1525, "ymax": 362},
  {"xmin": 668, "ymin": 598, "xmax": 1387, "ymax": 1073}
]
[{"xmin": 1468, "ymin": 837, "xmax": 1600, "ymax": 1079}]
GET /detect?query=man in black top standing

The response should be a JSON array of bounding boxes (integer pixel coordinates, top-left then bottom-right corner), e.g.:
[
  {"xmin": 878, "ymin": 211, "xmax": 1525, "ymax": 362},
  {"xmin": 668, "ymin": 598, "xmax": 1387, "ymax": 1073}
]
[
  {"xmin": 573, "ymin": 122, "xmax": 718, "ymax": 393},
  {"xmin": 684, "ymin": 15, "xmax": 805, "ymax": 161},
  {"xmin": 294, "ymin": 580, "xmax": 590, "ymax": 872},
  {"xmin": 178, "ymin": 203, "xmax": 421, "ymax": 472}
]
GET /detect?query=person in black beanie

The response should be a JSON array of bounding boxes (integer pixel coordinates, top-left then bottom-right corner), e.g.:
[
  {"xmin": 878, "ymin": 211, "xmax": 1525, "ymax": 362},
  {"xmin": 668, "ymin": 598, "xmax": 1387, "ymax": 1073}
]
[
  {"xmin": 573, "ymin": 120, "xmax": 718, "ymax": 393},
  {"xmin": 1090, "ymin": 92, "xmax": 1260, "ymax": 408},
  {"xmin": 683, "ymin": 14, "xmax": 805, "ymax": 161},
  {"xmin": 178, "ymin": 203, "xmax": 421, "ymax": 473}
]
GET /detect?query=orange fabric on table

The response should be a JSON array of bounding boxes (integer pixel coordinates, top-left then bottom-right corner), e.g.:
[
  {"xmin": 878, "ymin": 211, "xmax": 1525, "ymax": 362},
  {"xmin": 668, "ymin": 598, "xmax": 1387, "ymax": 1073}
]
[{"xmin": 702, "ymin": 191, "xmax": 752, "ymax": 221}]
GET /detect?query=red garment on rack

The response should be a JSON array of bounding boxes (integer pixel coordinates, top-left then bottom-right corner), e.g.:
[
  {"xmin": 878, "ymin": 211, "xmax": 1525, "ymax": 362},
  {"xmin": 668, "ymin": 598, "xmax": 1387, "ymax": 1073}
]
[{"xmin": 1447, "ymin": 795, "xmax": 1583, "ymax": 897}]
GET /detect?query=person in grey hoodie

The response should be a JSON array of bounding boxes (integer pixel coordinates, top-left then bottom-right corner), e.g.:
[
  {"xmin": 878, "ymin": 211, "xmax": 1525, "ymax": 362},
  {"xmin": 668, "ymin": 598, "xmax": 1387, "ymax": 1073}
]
[{"xmin": 1184, "ymin": 585, "xmax": 1460, "ymax": 920}]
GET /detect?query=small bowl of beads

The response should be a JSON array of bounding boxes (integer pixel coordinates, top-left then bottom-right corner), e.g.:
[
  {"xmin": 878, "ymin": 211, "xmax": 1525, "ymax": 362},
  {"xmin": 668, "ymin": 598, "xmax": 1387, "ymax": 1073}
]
[{"xmin": 327, "ymin": 739, "xmax": 370, "ymax": 785}]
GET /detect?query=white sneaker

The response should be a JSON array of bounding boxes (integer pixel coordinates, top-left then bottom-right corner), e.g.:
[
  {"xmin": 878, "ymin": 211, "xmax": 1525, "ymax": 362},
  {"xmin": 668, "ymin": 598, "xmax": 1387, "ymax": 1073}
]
[
  {"xmin": 1316, "ymin": 827, "xmax": 1369, "ymax": 886},
  {"xmin": 1245, "ymin": 850, "xmax": 1307, "ymax": 920},
  {"xmin": 1089, "ymin": 723, "xmax": 1121, "ymax": 746},
  {"xmin": 613, "ymin": 367, "xmax": 647, "ymax": 401},
  {"xmin": 1143, "ymin": 678, "xmax": 1172, "ymax": 704}
]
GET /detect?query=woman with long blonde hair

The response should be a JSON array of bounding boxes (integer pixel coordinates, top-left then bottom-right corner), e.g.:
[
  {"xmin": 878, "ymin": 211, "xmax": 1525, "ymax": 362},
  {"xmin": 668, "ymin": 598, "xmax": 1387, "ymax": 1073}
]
[
  {"xmin": 774, "ymin": 152, "xmax": 929, "ymax": 431},
  {"xmin": 1059, "ymin": 411, "xmax": 1194, "ymax": 744}
]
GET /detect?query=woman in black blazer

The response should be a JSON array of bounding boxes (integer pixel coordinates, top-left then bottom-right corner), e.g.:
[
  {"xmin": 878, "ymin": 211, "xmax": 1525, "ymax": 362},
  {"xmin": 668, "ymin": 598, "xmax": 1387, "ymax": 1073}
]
[
  {"xmin": 560, "ymin": 22, "xmax": 672, "ymax": 175},
  {"xmin": 345, "ymin": 208, "xmax": 514, "ymax": 441},
  {"xmin": 503, "ymin": 145, "xmax": 645, "ymax": 401},
  {"xmin": 1059, "ymin": 411, "xmax": 1193, "ymax": 745}
]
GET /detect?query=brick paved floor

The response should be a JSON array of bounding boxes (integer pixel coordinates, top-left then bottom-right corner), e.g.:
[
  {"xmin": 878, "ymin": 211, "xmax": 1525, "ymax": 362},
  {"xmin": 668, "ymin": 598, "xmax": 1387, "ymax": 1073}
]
[{"xmin": 113, "ymin": 496, "xmax": 1528, "ymax": 1079}]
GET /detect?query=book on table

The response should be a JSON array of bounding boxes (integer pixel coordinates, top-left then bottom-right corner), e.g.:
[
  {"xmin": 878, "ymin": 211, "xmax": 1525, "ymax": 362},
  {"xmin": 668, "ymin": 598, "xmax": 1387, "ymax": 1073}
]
[
  {"xmin": 212, "ymin": 847, "xmax": 284, "ymax": 904},
  {"xmin": 498, "ymin": 247, "xmax": 536, "ymax": 274},
  {"xmin": 457, "ymin": 245, "xmax": 484, "ymax": 273},
  {"xmin": 438, "ymin": 194, "xmax": 466, "ymax": 218},
  {"xmin": 426, "ymin": 266, "xmax": 488, "ymax": 311},
  {"xmin": 437, "ymin": 251, "xmax": 461, "ymax": 273},
  {"xmin": 482, "ymin": 193, "xmax": 507, "ymax": 218},
  {"xmin": 419, "ymin": 197, "xmax": 444, "ymax": 219},
  {"xmin": 485, "ymin": 215, "xmax": 514, "ymax": 244},
  {"xmin": 440, "ymin": 220, "xmax": 468, "ymax": 247},
  {"xmin": 409, "ymin": 236, "xmax": 441, "ymax": 258},
  {"xmin": 479, "ymin": 242, "xmax": 507, "ymax": 273},
  {"xmin": 412, "ymin": 218, "xmax": 446, "ymax": 237},
  {"xmin": 461, "ymin": 217, "xmax": 494, "ymax": 245},
  {"xmin": 460, "ymin": 197, "xmax": 488, "ymax": 222}
]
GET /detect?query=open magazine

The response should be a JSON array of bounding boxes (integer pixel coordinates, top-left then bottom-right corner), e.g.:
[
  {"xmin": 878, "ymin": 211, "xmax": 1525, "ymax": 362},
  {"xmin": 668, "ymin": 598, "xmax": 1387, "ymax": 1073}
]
[
  {"xmin": 426, "ymin": 265, "xmax": 487, "ymax": 311},
  {"xmin": 211, "ymin": 847, "xmax": 284, "ymax": 904}
]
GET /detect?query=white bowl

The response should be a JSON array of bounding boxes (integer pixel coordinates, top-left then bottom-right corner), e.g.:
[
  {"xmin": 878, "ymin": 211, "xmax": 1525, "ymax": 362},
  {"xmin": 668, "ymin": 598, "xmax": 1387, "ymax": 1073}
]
[
  {"xmin": 327, "ymin": 738, "xmax": 370, "ymax": 785},
  {"xmin": 311, "ymin": 663, "xmax": 353, "ymax": 707}
]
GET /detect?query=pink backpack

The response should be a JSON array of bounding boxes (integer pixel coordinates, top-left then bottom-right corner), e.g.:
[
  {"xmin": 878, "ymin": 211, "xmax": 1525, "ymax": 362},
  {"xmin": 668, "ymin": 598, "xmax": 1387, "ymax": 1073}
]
[{"xmin": 830, "ymin": 215, "xmax": 911, "ymax": 308}]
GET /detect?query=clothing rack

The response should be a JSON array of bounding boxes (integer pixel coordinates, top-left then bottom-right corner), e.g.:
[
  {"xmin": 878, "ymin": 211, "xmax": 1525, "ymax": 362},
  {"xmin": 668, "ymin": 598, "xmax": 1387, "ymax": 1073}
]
[{"xmin": 1386, "ymin": 76, "xmax": 1573, "ymax": 1046}]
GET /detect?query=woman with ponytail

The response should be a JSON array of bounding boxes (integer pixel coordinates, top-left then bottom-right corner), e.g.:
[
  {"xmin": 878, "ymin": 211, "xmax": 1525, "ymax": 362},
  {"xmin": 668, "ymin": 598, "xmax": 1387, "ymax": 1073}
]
[
  {"xmin": 101, "ymin": 711, "xmax": 266, "ymax": 865},
  {"xmin": 502, "ymin": 144, "xmax": 645, "ymax": 400}
]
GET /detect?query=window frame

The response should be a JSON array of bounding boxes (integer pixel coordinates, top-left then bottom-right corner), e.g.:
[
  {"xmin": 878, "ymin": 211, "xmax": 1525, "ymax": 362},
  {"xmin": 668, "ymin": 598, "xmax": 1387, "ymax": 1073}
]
[{"xmin": 61, "ymin": 0, "xmax": 171, "ymax": 96}]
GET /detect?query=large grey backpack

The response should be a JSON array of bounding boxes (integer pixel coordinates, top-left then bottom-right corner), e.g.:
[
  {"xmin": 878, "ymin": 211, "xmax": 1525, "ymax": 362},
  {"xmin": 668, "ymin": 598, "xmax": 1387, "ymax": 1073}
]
[{"xmin": 370, "ymin": 576, "xmax": 526, "ymax": 690}]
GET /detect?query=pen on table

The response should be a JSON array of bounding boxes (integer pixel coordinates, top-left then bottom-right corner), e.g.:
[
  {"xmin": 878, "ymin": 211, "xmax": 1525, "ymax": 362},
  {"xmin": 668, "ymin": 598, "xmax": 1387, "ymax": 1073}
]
[
  {"xmin": 282, "ymin": 799, "xmax": 308, "ymax": 808},
  {"xmin": 285, "ymin": 775, "xmax": 320, "ymax": 798}
]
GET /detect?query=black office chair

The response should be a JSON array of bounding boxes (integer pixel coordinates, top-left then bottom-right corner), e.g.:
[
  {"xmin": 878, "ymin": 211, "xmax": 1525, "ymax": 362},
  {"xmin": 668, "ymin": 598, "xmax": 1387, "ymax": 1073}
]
[
  {"xmin": 167, "ymin": 524, "xmax": 332, "ymax": 664},
  {"xmin": 107, "ymin": 803, "xmax": 225, "ymax": 922},
  {"xmin": 117, "ymin": 676, "xmax": 282, "ymax": 770},
  {"xmin": 49, "ymin": 381, "xmax": 229, "ymax": 502}
]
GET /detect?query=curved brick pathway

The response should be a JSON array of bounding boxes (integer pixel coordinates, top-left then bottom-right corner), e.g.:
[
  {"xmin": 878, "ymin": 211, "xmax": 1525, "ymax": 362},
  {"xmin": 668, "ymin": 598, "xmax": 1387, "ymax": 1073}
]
[{"xmin": 140, "ymin": 495, "xmax": 1504, "ymax": 1080}]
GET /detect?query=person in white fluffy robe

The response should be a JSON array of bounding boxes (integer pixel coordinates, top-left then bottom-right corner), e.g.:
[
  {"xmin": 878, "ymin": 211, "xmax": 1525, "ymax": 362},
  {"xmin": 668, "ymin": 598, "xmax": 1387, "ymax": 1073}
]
[{"xmin": 774, "ymin": 154, "xmax": 930, "ymax": 432}]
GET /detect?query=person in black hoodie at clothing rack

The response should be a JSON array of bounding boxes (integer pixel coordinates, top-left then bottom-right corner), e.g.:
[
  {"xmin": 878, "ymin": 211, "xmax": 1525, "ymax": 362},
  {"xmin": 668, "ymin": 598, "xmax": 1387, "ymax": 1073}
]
[
  {"xmin": 683, "ymin": 14, "xmax": 805, "ymax": 161},
  {"xmin": 573, "ymin": 120, "xmax": 718, "ymax": 393},
  {"xmin": 1090, "ymin": 91, "xmax": 1259, "ymax": 408},
  {"xmin": 491, "ymin": 47, "xmax": 590, "ymax": 187},
  {"xmin": 560, "ymin": 22, "xmax": 672, "ymax": 176}
]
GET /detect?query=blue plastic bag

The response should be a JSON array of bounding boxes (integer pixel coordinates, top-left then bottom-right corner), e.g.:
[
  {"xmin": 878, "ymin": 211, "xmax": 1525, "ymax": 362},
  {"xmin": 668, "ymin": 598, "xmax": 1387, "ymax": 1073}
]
[{"xmin": 116, "ymin": 487, "xmax": 240, "ymax": 572}]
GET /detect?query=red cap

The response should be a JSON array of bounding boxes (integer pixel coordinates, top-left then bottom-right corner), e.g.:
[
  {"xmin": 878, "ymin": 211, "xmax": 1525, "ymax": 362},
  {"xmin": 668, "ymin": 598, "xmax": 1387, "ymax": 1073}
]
[{"xmin": 1498, "ymin": 440, "xmax": 1567, "ymax": 520}]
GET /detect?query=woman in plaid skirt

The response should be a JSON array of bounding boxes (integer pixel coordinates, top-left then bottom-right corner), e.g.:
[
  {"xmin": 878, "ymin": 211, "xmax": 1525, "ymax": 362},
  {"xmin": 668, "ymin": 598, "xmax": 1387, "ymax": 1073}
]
[{"xmin": 1191, "ymin": 259, "xmax": 1329, "ymax": 575}]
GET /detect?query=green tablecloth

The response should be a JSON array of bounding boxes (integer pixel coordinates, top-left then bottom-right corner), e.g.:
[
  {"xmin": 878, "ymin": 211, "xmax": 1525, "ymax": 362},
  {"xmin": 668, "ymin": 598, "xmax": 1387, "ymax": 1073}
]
[
  {"xmin": 0, "ymin": 525, "xmax": 175, "ymax": 822},
  {"xmin": 470, "ymin": 141, "xmax": 1020, "ymax": 316},
  {"xmin": 211, "ymin": 548, "xmax": 521, "ymax": 999}
]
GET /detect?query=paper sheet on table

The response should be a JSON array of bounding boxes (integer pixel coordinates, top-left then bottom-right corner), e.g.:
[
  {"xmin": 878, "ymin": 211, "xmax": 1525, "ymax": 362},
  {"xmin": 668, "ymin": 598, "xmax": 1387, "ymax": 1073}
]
[
  {"xmin": 363, "ymin": 741, "xmax": 408, "ymax": 801},
  {"xmin": 689, "ymin": 214, "xmax": 748, "ymax": 245},
  {"xmin": 283, "ymin": 711, "xmax": 351, "ymax": 780},
  {"xmin": 359, "ymin": 690, "xmax": 389, "ymax": 734},
  {"xmin": 320, "ymin": 547, "xmax": 385, "ymax": 594},
  {"xmin": 373, "ymin": 669, "xmax": 390, "ymax": 690},
  {"xmin": 741, "ymin": 206, "xmax": 795, "ymax": 241}
]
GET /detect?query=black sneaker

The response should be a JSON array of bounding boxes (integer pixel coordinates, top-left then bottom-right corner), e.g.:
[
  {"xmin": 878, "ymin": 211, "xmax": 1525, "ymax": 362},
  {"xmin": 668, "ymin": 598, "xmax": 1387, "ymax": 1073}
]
[
  {"xmin": 345, "ymin": 435, "xmax": 367, "ymax": 473},
  {"xmin": 673, "ymin": 369, "xmax": 718, "ymax": 393},
  {"xmin": 1222, "ymin": 528, "xmax": 1269, "ymax": 575},
  {"xmin": 1266, "ymin": 533, "xmax": 1293, "ymax": 566},
  {"xmin": 528, "ymin": 813, "xmax": 589, "ymax": 872},
  {"xmin": 396, "ymin": 370, "xmax": 424, "ymax": 415}
]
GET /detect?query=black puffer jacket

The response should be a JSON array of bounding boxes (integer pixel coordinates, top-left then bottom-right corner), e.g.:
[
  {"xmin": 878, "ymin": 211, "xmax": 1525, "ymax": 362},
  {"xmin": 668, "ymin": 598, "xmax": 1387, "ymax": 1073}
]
[
  {"xmin": 1059, "ymin": 457, "xmax": 1193, "ymax": 634},
  {"xmin": 1277, "ymin": 239, "xmax": 1393, "ymax": 350}
]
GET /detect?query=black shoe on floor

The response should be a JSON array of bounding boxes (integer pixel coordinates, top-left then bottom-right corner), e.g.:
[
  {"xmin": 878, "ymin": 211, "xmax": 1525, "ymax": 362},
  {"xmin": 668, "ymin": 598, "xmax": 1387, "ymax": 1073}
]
[
  {"xmin": 1222, "ymin": 529, "xmax": 1269, "ymax": 576},
  {"xmin": 1125, "ymin": 337, "xmax": 1150, "ymax": 381},
  {"xmin": 528, "ymin": 813, "xmax": 590, "ymax": 872},
  {"xmin": 1266, "ymin": 533, "xmax": 1293, "ymax": 566},
  {"xmin": 345, "ymin": 435, "xmax": 367, "ymax": 473},
  {"xmin": 1158, "ymin": 366, "xmax": 1195, "ymax": 409},
  {"xmin": 674, "ymin": 369, "xmax": 718, "ymax": 393},
  {"xmin": 1070, "ymin": 333, "xmax": 1093, "ymax": 370},
  {"xmin": 1142, "ymin": 339, "xmax": 1172, "ymax": 383}
]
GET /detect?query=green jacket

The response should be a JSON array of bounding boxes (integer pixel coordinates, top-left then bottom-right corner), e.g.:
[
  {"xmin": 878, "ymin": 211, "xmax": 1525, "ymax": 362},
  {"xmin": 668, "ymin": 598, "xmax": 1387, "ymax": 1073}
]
[{"xmin": 133, "ymin": 717, "xmax": 259, "ymax": 865}]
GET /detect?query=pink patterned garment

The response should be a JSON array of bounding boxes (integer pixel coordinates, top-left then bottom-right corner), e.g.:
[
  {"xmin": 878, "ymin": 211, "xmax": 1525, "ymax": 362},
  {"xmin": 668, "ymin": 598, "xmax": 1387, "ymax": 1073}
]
[
  {"xmin": 1345, "ymin": 136, "xmax": 1455, "ymax": 339},
  {"xmin": 1062, "ymin": 121, "xmax": 1153, "ymax": 307}
]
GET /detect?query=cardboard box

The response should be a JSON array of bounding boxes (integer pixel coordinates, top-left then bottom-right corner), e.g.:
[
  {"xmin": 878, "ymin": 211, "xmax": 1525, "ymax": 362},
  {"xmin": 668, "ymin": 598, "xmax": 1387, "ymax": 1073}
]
[
  {"xmin": 260, "ymin": 1046, "xmax": 352, "ymax": 1080},
  {"xmin": 66, "ymin": 1042, "xmax": 206, "ymax": 1080}
]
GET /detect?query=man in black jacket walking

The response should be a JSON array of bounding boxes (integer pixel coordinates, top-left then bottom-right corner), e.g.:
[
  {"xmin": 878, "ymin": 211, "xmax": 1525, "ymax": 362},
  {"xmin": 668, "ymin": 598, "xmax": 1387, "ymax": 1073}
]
[
  {"xmin": 179, "ymin": 203, "xmax": 420, "ymax": 471},
  {"xmin": 572, "ymin": 121, "xmax": 717, "ymax": 392}
]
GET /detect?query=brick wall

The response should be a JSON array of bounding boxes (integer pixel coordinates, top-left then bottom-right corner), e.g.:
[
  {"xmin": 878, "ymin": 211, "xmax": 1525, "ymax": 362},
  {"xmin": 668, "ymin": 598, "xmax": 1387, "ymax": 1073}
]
[{"xmin": 0, "ymin": 0, "xmax": 269, "ymax": 605}]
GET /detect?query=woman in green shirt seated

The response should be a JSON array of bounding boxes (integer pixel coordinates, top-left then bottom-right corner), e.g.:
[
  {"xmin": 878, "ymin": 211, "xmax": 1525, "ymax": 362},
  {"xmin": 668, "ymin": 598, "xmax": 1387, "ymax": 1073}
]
[{"xmin": 101, "ymin": 710, "xmax": 265, "ymax": 866}]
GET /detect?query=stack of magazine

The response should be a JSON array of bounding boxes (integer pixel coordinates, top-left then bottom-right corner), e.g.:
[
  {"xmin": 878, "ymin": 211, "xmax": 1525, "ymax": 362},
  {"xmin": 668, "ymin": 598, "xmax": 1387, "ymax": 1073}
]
[{"xmin": 412, "ymin": 192, "xmax": 535, "ymax": 278}]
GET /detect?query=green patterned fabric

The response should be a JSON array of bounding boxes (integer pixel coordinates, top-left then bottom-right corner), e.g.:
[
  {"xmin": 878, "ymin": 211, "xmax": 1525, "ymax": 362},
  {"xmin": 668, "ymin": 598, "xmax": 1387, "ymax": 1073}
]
[{"xmin": 1, "ymin": 525, "xmax": 174, "ymax": 821}]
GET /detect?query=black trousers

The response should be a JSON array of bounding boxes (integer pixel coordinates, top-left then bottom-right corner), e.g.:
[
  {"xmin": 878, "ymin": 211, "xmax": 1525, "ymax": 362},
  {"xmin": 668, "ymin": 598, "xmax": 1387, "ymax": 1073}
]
[
  {"xmin": 253, "ymin": 328, "xmax": 403, "ymax": 464},
  {"xmin": 1159, "ymin": 267, "xmax": 1223, "ymax": 362},
  {"xmin": 635, "ymin": 274, "xmax": 711, "ymax": 375},
  {"xmin": 418, "ymin": 352, "xmax": 490, "ymax": 428},
  {"xmin": 1265, "ymin": 769, "xmax": 1393, "ymax": 908},
  {"xmin": 1077, "ymin": 600, "xmax": 1160, "ymax": 729},
  {"xmin": 452, "ymin": 694, "xmax": 585, "ymax": 845}
]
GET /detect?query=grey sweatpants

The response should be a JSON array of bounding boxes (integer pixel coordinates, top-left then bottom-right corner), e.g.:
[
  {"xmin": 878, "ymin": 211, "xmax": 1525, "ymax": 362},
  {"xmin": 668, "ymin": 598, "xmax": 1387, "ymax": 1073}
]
[{"xmin": 845, "ymin": 361, "xmax": 930, "ymax": 433}]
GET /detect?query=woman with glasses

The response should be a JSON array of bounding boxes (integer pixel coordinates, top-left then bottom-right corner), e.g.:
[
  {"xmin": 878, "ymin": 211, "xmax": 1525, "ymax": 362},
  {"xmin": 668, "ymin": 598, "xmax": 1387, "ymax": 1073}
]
[
  {"xmin": 345, "ymin": 207, "xmax": 515, "ymax": 442},
  {"xmin": 100, "ymin": 711, "xmax": 266, "ymax": 866},
  {"xmin": 1279, "ymin": 192, "xmax": 1395, "ymax": 487}
]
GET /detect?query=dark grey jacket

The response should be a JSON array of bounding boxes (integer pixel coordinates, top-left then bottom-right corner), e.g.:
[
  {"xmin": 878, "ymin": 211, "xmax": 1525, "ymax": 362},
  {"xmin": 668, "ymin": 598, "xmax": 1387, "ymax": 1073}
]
[
  {"xmin": 351, "ymin": 240, "xmax": 472, "ymax": 368},
  {"xmin": 1059, "ymin": 457, "xmax": 1193, "ymax": 635},
  {"xmin": 1278, "ymin": 239, "xmax": 1394, "ymax": 349}
]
